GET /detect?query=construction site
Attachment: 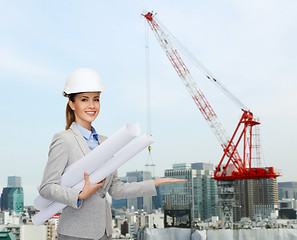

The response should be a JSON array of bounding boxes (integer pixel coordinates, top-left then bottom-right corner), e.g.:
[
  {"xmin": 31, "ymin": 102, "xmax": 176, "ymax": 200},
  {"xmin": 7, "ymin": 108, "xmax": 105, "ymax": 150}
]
[
  {"xmin": 138, "ymin": 11, "xmax": 296, "ymax": 239},
  {"xmin": 0, "ymin": 1, "xmax": 296, "ymax": 240}
]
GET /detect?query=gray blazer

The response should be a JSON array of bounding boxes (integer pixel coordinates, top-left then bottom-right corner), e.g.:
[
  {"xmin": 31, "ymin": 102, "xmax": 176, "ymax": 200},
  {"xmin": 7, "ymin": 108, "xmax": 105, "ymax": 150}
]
[{"xmin": 39, "ymin": 123, "xmax": 157, "ymax": 239}]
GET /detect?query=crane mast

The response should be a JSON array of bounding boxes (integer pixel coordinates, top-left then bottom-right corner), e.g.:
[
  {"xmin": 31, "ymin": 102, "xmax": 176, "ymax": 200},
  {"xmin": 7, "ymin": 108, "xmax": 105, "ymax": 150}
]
[{"xmin": 143, "ymin": 12, "xmax": 279, "ymax": 181}]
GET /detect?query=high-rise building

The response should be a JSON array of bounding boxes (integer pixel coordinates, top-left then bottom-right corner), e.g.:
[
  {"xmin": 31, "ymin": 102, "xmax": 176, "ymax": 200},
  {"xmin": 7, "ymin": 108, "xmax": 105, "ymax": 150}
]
[
  {"xmin": 234, "ymin": 178, "xmax": 278, "ymax": 221},
  {"xmin": 160, "ymin": 162, "xmax": 218, "ymax": 221},
  {"xmin": 7, "ymin": 176, "xmax": 21, "ymax": 188},
  {"xmin": 191, "ymin": 162, "xmax": 214, "ymax": 171},
  {"xmin": 0, "ymin": 176, "xmax": 24, "ymax": 212},
  {"xmin": 278, "ymin": 182, "xmax": 297, "ymax": 200},
  {"xmin": 152, "ymin": 180, "xmax": 161, "ymax": 210}
]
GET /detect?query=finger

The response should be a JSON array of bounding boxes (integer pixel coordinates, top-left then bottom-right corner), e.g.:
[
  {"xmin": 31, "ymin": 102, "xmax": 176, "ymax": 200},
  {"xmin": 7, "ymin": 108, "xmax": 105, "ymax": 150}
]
[
  {"xmin": 84, "ymin": 172, "xmax": 90, "ymax": 184},
  {"xmin": 167, "ymin": 178, "xmax": 179, "ymax": 181},
  {"xmin": 174, "ymin": 179, "xmax": 187, "ymax": 182},
  {"xmin": 98, "ymin": 179, "xmax": 105, "ymax": 187},
  {"xmin": 173, "ymin": 179, "xmax": 187, "ymax": 182},
  {"xmin": 167, "ymin": 178, "xmax": 186, "ymax": 183}
]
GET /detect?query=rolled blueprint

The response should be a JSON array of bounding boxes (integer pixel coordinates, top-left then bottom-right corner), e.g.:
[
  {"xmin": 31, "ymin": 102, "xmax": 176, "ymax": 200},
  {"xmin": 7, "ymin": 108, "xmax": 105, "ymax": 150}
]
[
  {"xmin": 75, "ymin": 133, "xmax": 153, "ymax": 190},
  {"xmin": 34, "ymin": 123, "xmax": 140, "ymax": 211},
  {"xmin": 32, "ymin": 133, "xmax": 153, "ymax": 226}
]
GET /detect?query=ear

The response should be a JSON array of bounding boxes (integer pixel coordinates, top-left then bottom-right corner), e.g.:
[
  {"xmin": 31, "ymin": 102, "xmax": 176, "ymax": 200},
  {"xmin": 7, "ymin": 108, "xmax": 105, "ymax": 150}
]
[{"xmin": 68, "ymin": 100, "xmax": 75, "ymax": 111}]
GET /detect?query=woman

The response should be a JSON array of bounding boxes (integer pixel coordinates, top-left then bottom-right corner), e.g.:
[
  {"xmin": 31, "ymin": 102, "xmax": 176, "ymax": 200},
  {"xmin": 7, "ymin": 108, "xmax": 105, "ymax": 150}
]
[{"xmin": 39, "ymin": 68, "xmax": 186, "ymax": 240}]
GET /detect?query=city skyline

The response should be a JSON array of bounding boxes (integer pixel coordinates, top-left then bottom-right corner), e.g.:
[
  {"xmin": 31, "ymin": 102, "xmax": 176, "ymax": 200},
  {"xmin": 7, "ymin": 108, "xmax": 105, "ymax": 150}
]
[
  {"xmin": 1, "ymin": 172, "xmax": 296, "ymax": 207},
  {"xmin": 0, "ymin": 1, "xmax": 296, "ymax": 206}
]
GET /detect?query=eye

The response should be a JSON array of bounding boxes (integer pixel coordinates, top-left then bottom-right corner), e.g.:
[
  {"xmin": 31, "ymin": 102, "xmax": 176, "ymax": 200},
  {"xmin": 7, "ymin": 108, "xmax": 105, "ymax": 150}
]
[
  {"xmin": 81, "ymin": 98, "xmax": 88, "ymax": 102},
  {"xmin": 94, "ymin": 99, "xmax": 100, "ymax": 102}
]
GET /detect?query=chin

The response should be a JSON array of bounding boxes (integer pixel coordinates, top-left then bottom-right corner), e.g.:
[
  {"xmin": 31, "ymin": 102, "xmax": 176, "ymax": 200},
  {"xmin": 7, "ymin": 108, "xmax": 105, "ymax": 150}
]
[{"xmin": 89, "ymin": 117, "xmax": 97, "ymax": 123}]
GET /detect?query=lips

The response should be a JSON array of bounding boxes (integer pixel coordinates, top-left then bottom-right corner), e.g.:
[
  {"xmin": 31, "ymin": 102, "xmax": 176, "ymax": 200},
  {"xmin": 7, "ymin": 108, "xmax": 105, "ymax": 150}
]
[{"xmin": 86, "ymin": 111, "xmax": 96, "ymax": 116}]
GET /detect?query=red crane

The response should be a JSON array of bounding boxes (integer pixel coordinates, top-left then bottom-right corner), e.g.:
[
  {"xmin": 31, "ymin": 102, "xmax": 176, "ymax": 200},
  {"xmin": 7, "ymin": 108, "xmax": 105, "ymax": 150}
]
[{"xmin": 143, "ymin": 12, "xmax": 280, "ymax": 181}]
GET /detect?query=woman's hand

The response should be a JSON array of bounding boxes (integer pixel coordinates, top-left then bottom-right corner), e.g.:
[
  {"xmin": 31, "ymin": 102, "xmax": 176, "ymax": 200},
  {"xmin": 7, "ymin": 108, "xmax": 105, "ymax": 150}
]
[
  {"xmin": 154, "ymin": 178, "xmax": 187, "ymax": 187},
  {"xmin": 78, "ymin": 172, "xmax": 105, "ymax": 200}
]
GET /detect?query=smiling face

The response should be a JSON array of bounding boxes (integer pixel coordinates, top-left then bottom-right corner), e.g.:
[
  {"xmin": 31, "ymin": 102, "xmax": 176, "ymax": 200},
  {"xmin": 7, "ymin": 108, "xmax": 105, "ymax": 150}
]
[{"xmin": 68, "ymin": 92, "xmax": 100, "ymax": 130}]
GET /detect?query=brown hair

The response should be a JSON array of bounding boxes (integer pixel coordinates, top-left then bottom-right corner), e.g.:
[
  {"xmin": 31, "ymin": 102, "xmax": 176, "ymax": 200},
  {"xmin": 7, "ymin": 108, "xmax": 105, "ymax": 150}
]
[{"xmin": 65, "ymin": 93, "xmax": 77, "ymax": 130}]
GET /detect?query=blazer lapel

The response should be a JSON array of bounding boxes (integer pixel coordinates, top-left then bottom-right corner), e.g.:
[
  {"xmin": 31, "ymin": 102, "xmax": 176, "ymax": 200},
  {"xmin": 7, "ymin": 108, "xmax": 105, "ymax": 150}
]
[
  {"xmin": 98, "ymin": 134, "xmax": 107, "ymax": 145},
  {"xmin": 69, "ymin": 122, "xmax": 91, "ymax": 156}
]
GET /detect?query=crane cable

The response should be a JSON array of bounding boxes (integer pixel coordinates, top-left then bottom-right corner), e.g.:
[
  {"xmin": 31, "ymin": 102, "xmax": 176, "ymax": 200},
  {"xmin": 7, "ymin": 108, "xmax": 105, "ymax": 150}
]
[
  {"xmin": 155, "ymin": 16, "xmax": 249, "ymax": 112},
  {"xmin": 144, "ymin": 19, "xmax": 156, "ymax": 174},
  {"xmin": 145, "ymin": 20, "xmax": 152, "ymax": 136}
]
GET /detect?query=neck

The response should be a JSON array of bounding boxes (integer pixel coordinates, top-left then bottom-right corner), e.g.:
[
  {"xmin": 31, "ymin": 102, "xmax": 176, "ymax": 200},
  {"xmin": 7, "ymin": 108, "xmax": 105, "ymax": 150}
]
[{"xmin": 76, "ymin": 121, "xmax": 92, "ymax": 131}]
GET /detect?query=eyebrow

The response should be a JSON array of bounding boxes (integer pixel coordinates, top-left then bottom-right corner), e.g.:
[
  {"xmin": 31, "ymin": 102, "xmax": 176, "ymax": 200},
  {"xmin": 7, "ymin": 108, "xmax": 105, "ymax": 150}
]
[{"xmin": 79, "ymin": 95, "xmax": 100, "ymax": 99}]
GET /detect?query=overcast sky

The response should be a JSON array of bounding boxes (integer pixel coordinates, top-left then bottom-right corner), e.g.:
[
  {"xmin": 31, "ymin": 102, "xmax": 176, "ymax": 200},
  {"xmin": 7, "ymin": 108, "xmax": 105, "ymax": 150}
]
[{"xmin": 0, "ymin": 0, "xmax": 296, "ymax": 205}]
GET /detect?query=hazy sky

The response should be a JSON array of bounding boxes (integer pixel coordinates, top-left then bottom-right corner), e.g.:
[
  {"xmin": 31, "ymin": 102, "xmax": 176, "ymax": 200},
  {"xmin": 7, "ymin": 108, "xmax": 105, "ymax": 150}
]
[{"xmin": 0, "ymin": 1, "xmax": 296, "ymax": 205}]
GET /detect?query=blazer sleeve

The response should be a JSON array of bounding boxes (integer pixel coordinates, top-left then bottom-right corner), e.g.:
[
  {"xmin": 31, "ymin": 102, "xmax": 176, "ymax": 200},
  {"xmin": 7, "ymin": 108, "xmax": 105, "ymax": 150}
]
[
  {"xmin": 39, "ymin": 134, "xmax": 81, "ymax": 209},
  {"xmin": 107, "ymin": 170, "xmax": 157, "ymax": 200}
]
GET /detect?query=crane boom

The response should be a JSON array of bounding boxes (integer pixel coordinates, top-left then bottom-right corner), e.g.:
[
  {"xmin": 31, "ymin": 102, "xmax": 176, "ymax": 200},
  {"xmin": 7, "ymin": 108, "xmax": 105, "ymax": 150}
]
[
  {"xmin": 143, "ymin": 12, "xmax": 280, "ymax": 180},
  {"xmin": 143, "ymin": 12, "xmax": 244, "ymax": 174}
]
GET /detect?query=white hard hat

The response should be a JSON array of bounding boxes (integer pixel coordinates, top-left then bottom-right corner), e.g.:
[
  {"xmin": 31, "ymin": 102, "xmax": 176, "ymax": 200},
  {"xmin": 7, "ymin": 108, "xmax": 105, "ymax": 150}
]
[{"xmin": 63, "ymin": 68, "xmax": 104, "ymax": 96}]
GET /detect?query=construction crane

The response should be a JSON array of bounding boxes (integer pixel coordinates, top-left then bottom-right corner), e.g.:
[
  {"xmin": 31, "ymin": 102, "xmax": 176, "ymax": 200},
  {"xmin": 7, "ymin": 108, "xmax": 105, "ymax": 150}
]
[
  {"xmin": 143, "ymin": 11, "xmax": 280, "ymax": 228},
  {"xmin": 143, "ymin": 11, "xmax": 279, "ymax": 181}
]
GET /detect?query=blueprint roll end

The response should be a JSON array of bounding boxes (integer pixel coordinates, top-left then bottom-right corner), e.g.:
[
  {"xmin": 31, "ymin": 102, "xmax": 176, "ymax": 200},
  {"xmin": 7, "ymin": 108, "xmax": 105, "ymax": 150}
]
[
  {"xmin": 32, "ymin": 214, "xmax": 43, "ymax": 226},
  {"xmin": 126, "ymin": 123, "xmax": 141, "ymax": 136}
]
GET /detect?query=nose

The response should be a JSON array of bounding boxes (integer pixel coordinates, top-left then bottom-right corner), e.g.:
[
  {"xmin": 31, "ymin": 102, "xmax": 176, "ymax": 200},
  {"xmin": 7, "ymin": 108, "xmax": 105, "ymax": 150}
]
[{"xmin": 89, "ymin": 100, "xmax": 95, "ymax": 108}]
